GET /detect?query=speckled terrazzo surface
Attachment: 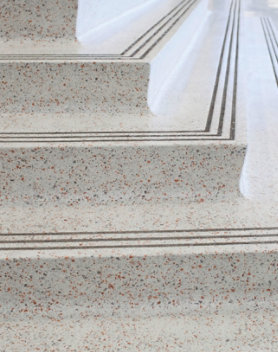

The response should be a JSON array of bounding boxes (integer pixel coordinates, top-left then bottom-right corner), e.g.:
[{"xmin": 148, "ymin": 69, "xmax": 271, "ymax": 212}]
[
  {"xmin": 1, "ymin": 236, "xmax": 278, "ymax": 351},
  {"xmin": 1, "ymin": 0, "xmax": 278, "ymax": 351},
  {"xmin": 0, "ymin": 0, "xmax": 78, "ymax": 40},
  {"xmin": 0, "ymin": 61, "xmax": 150, "ymax": 114},
  {"xmin": 0, "ymin": 0, "xmax": 247, "ymax": 208},
  {"xmin": 2, "ymin": 309, "xmax": 278, "ymax": 351},
  {"xmin": 1, "ymin": 197, "xmax": 278, "ymax": 351},
  {"xmin": 0, "ymin": 0, "xmax": 203, "ymax": 115},
  {"xmin": 0, "ymin": 143, "xmax": 246, "ymax": 207}
]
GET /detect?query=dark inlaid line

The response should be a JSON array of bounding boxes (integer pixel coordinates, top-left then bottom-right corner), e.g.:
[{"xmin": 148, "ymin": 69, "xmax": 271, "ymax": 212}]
[
  {"xmin": 138, "ymin": 0, "xmax": 197, "ymax": 58},
  {"xmin": 0, "ymin": 130, "xmax": 204, "ymax": 135},
  {"xmin": 2, "ymin": 233, "xmax": 278, "ymax": 244},
  {"xmin": 0, "ymin": 128, "xmax": 232, "ymax": 143},
  {"xmin": 0, "ymin": 134, "xmax": 211, "ymax": 139},
  {"xmin": 1, "ymin": 227, "xmax": 278, "ymax": 237},
  {"xmin": 261, "ymin": 18, "xmax": 278, "ymax": 86},
  {"xmin": 230, "ymin": 0, "xmax": 240, "ymax": 140},
  {"xmin": 121, "ymin": 0, "xmax": 190, "ymax": 55},
  {"xmin": 205, "ymin": 0, "xmax": 235, "ymax": 132},
  {"xmin": 0, "ymin": 132, "xmax": 225, "ymax": 140},
  {"xmin": 1, "ymin": 240, "xmax": 278, "ymax": 251},
  {"xmin": 217, "ymin": 0, "xmax": 238, "ymax": 136},
  {"xmin": 0, "ymin": 137, "xmax": 234, "ymax": 143},
  {"xmin": 264, "ymin": 18, "xmax": 278, "ymax": 65},
  {"xmin": 266, "ymin": 18, "xmax": 278, "ymax": 51},
  {"xmin": 0, "ymin": 126, "xmax": 232, "ymax": 141}
]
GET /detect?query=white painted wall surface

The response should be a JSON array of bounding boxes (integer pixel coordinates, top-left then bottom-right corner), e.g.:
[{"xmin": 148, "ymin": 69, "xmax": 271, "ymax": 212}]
[{"xmin": 76, "ymin": 0, "xmax": 152, "ymax": 41}]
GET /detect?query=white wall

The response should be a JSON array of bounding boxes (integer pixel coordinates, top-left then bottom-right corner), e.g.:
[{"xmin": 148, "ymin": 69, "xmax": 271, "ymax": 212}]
[{"xmin": 76, "ymin": 0, "xmax": 151, "ymax": 41}]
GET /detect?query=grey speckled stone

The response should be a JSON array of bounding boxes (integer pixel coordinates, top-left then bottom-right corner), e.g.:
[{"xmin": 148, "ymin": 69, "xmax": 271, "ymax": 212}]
[
  {"xmin": 0, "ymin": 236, "xmax": 278, "ymax": 351},
  {"xmin": 0, "ymin": 142, "xmax": 246, "ymax": 206},
  {"xmin": 0, "ymin": 61, "xmax": 150, "ymax": 114},
  {"xmin": 0, "ymin": 0, "xmax": 78, "ymax": 40}
]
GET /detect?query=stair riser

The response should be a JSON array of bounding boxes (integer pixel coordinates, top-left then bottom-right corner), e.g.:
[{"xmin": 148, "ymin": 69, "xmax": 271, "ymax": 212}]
[
  {"xmin": 0, "ymin": 0, "xmax": 78, "ymax": 40},
  {"xmin": 0, "ymin": 143, "xmax": 246, "ymax": 206},
  {"xmin": 0, "ymin": 61, "xmax": 149, "ymax": 114},
  {"xmin": 1, "ymin": 249, "xmax": 277, "ymax": 320}
]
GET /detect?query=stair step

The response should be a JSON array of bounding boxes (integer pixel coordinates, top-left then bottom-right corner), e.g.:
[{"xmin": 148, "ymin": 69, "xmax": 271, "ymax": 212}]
[
  {"xmin": 1, "ymin": 0, "xmax": 188, "ymax": 43},
  {"xmin": 0, "ymin": 0, "xmax": 205, "ymax": 114},
  {"xmin": 0, "ymin": 139, "xmax": 245, "ymax": 207},
  {"xmin": 0, "ymin": 0, "xmax": 247, "ymax": 207},
  {"xmin": 0, "ymin": 199, "xmax": 278, "ymax": 350},
  {"xmin": 0, "ymin": 198, "xmax": 278, "ymax": 248}
]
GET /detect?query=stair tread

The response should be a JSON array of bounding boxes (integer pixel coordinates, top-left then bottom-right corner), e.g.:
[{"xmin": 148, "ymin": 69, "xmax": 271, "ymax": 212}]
[
  {"xmin": 0, "ymin": 198, "xmax": 278, "ymax": 256},
  {"xmin": 1, "ymin": 306, "xmax": 278, "ymax": 351}
]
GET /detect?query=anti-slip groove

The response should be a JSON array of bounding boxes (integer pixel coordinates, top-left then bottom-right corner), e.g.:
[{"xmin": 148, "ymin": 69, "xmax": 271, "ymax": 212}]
[
  {"xmin": 121, "ymin": 0, "xmax": 192, "ymax": 55},
  {"xmin": 0, "ymin": 137, "xmax": 236, "ymax": 143},
  {"xmin": 205, "ymin": 0, "xmax": 234, "ymax": 132},
  {"xmin": 2, "ymin": 226, "xmax": 278, "ymax": 237},
  {"xmin": 3, "ymin": 233, "xmax": 278, "ymax": 244},
  {"xmin": 0, "ymin": 132, "xmax": 217, "ymax": 138},
  {"xmin": 2, "ymin": 227, "xmax": 277, "ymax": 251},
  {"xmin": 264, "ymin": 18, "xmax": 278, "ymax": 64},
  {"xmin": 130, "ymin": 0, "xmax": 198, "ymax": 58},
  {"xmin": 1, "ymin": 241, "xmax": 278, "ymax": 251},
  {"xmin": 266, "ymin": 17, "xmax": 278, "ymax": 49},
  {"xmin": 261, "ymin": 17, "xmax": 278, "ymax": 86},
  {"xmin": 230, "ymin": 0, "xmax": 240, "ymax": 140},
  {"xmin": 217, "ymin": 0, "xmax": 238, "ymax": 136}
]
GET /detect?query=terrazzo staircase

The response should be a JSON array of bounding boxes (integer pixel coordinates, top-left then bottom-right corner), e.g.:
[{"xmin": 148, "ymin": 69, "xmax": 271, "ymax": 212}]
[
  {"xmin": 0, "ymin": 0, "xmax": 246, "ymax": 207},
  {"xmin": 1, "ymin": 0, "xmax": 278, "ymax": 350}
]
